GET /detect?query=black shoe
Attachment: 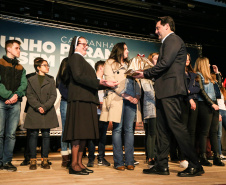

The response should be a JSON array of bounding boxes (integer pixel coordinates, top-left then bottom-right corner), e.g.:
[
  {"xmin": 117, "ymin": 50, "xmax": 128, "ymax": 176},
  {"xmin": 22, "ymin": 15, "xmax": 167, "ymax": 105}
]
[
  {"xmin": 200, "ymin": 153, "xmax": 212, "ymax": 166},
  {"xmin": 69, "ymin": 167, "xmax": 89, "ymax": 175},
  {"xmin": 82, "ymin": 167, "xmax": 94, "ymax": 173},
  {"xmin": 177, "ymin": 166, "xmax": 205, "ymax": 177},
  {"xmin": 98, "ymin": 158, "xmax": 110, "ymax": 166},
  {"xmin": 0, "ymin": 163, "xmax": 3, "ymax": 170},
  {"xmin": 47, "ymin": 159, "xmax": 52, "ymax": 165},
  {"xmin": 148, "ymin": 160, "xmax": 155, "ymax": 166},
  {"xmin": 87, "ymin": 159, "xmax": 94, "ymax": 167},
  {"xmin": 20, "ymin": 159, "xmax": 30, "ymax": 166},
  {"xmin": 207, "ymin": 156, "xmax": 214, "ymax": 160},
  {"xmin": 213, "ymin": 154, "xmax": 225, "ymax": 166},
  {"xmin": 2, "ymin": 162, "xmax": 17, "ymax": 172},
  {"xmin": 143, "ymin": 166, "xmax": 169, "ymax": 175}
]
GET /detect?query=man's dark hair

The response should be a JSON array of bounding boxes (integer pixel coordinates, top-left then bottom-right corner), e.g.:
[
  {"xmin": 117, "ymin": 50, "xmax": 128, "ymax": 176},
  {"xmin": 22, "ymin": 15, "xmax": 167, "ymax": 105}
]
[
  {"xmin": 156, "ymin": 16, "xmax": 175, "ymax": 32},
  {"xmin": 5, "ymin": 40, "xmax": 21, "ymax": 53},
  {"xmin": 95, "ymin": 60, "xmax": 105, "ymax": 71},
  {"xmin": 34, "ymin": 59, "xmax": 47, "ymax": 72}
]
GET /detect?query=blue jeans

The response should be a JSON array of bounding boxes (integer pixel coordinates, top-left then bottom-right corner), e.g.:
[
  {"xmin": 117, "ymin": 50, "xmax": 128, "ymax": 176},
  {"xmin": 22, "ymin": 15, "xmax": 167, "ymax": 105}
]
[
  {"xmin": 29, "ymin": 129, "xmax": 50, "ymax": 158},
  {"xmin": 218, "ymin": 109, "xmax": 226, "ymax": 155},
  {"xmin": 112, "ymin": 100, "xmax": 136, "ymax": 168},
  {"xmin": 88, "ymin": 118, "xmax": 109, "ymax": 160},
  {"xmin": 0, "ymin": 100, "xmax": 21, "ymax": 164},
  {"xmin": 60, "ymin": 100, "xmax": 71, "ymax": 154}
]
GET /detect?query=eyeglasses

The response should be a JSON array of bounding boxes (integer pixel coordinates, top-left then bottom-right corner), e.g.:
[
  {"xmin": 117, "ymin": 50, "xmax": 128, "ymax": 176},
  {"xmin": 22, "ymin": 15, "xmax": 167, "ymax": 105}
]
[
  {"xmin": 78, "ymin": 43, "xmax": 89, "ymax": 47},
  {"xmin": 41, "ymin": 64, "xmax": 50, "ymax": 68}
]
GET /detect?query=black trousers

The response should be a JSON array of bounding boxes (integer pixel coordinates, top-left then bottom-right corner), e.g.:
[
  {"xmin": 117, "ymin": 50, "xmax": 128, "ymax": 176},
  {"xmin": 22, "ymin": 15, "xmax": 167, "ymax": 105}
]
[
  {"xmin": 197, "ymin": 101, "xmax": 219, "ymax": 154},
  {"xmin": 155, "ymin": 96, "xmax": 200, "ymax": 168}
]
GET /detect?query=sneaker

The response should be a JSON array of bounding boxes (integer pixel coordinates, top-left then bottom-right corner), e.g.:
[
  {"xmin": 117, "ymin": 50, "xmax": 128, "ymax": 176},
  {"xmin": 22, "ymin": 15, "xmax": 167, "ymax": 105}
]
[
  {"xmin": 98, "ymin": 158, "xmax": 110, "ymax": 166},
  {"xmin": 87, "ymin": 159, "xmax": 94, "ymax": 167},
  {"xmin": 134, "ymin": 160, "xmax": 139, "ymax": 165},
  {"xmin": 180, "ymin": 160, "xmax": 189, "ymax": 168},
  {"xmin": 220, "ymin": 154, "xmax": 226, "ymax": 161},
  {"xmin": 2, "ymin": 162, "xmax": 17, "ymax": 172}
]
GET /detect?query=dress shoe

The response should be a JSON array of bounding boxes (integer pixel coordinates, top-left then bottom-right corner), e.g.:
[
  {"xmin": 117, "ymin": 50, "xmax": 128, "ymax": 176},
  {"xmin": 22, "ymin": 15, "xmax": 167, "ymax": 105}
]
[
  {"xmin": 69, "ymin": 167, "xmax": 89, "ymax": 175},
  {"xmin": 82, "ymin": 167, "xmax": 94, "ymax": 173},
  {"xmin": 116, "ymin": 166, "xmax": 125, "ymax": 171},
  {"xmin": 177, "ymin": 166, "xmax": 205, "ymax": 177},
  {"xmin": 143, "ymin": 166, "xmax": 169, "ymax": 175},
  {"xmin": 127, "ymin": 165, "xmax": 134, "ymax": 170}
]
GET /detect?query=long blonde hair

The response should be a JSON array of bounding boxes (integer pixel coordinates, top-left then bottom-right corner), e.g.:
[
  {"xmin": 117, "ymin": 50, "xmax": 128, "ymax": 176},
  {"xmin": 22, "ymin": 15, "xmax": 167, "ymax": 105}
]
[{"xmin": 194, "ymin": 57, "xmax": 214, "ymax": 84}]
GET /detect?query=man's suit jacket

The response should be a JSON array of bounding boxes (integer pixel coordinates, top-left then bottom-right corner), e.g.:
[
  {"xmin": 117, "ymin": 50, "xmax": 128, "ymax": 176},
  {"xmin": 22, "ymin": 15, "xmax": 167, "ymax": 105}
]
[{"xmin": 144, "ymin": 33, "xmax": 187, "ymax": 99}]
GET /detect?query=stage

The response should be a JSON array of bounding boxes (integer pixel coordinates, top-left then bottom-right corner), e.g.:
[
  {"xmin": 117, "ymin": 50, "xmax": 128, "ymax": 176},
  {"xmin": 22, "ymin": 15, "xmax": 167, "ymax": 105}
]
[{"xmin": 1, "ymin": 151, "xmax": 226, "ymax": 185}]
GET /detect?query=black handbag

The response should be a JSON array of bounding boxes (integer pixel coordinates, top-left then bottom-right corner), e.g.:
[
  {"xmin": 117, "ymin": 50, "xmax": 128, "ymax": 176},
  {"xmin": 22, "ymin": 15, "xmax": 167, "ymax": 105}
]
[{"xmin": 213, "ymin": 82, "xmax": 221, "ymax": 99}]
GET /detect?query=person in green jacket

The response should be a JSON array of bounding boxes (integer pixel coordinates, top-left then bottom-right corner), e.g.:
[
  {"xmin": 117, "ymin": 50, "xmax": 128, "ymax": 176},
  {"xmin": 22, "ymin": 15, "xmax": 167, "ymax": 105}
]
[{"xmin": 0, "ymin": 40, "xmax": 27, "ymax": 172}]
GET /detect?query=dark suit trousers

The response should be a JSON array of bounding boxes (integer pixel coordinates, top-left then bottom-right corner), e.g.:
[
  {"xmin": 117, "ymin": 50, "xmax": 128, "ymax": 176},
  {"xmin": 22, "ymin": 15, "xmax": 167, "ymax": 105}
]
[{"xmin": 155, "ymin": 96, "xmax": 200, "ymax": 168}]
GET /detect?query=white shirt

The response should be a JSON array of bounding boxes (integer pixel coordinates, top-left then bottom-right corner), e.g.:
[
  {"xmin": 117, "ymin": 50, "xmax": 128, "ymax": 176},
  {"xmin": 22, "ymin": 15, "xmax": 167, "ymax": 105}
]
[{"xmin": 161, "ymin": 32, "xmax": 174, "ymax": 43}]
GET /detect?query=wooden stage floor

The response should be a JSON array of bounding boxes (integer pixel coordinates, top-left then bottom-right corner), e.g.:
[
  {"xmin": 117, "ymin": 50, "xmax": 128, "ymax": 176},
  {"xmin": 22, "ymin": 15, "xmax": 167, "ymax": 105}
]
[{"xmin": 1, "ymin": 152, "xmax": 226, "ymax": 185}]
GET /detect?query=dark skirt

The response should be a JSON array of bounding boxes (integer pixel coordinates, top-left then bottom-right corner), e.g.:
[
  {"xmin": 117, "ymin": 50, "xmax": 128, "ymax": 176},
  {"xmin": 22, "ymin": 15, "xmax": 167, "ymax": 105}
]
[{"xmin": 62, "ymin": 101, "xmax": 99, "ymax": 141}]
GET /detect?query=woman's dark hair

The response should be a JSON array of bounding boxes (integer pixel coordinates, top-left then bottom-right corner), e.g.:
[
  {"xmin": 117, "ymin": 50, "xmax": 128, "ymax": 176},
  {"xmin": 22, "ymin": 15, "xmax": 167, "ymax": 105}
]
[
  {"xmin": 185, "ymin": 53, "xmax": 194, "ymax": 72},
  {"xmin": 34, "ymin": 59, "xmax": 47, "ymax": 72},
  {"xmin": 56, "ymin": 57, "xmax": 70, "ymax": 87},
  {"xmin": 108, "ymin": 42, "xmax": 129, "ymax": 64}
]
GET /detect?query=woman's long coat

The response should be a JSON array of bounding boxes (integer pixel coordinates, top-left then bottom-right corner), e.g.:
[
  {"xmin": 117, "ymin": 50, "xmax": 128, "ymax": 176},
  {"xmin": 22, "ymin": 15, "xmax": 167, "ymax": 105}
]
[
  {"xmin": 100, "ymin": 59, "xmax": 141, "ymax": 123},
  {"xmin": 24, "ymin": 74, "xmax": 59, "ymax": 129}
]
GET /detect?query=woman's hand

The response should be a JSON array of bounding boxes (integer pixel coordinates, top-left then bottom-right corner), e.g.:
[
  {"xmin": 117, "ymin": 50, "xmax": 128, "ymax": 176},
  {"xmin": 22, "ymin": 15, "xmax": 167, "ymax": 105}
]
[
  {"xmin": 189, "ymin": 99, "xmax": 196, "ymax": 110},
  {"xmin": 212, "ymin": 65, "xmax": 219, "ymax": 74},
  {"xmin": 212, "ymin": 104, "xmax": 219, "ymax": 110},
  {"xmin": 122, "ymin": 94, "xmax": 139, "ymax": 104},
  {"xmin": 219, "ymin": 114, "xmax": 222, "ymax": 122},
  {"xmin": 38, "ymin": 107, "xmax": 45, "ymax": 114}
]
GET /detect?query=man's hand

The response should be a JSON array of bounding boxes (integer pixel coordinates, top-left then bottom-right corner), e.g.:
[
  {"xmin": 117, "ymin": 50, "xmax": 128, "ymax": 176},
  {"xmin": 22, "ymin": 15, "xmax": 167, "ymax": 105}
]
[
  {"xmin": 133, "ymin": 71, "xmax": 144, "ymax": 79},
  {"xmin": 189, "ymin": 99, "xmax": 196, "ymax": 110},
  {"xmin": 5, "ymin": 94, "xmax": 18, "ymax": 104},
  {"xmin": 212, "ymin": 104, "xmax": 219, "ymax": 111},
  {"xmin": 38, "ymin": 107, "xmax": 45, "ymax": 114},
  {"xmin": 100, "ymin": 79, "xmax": 119, "ymax": 87}
]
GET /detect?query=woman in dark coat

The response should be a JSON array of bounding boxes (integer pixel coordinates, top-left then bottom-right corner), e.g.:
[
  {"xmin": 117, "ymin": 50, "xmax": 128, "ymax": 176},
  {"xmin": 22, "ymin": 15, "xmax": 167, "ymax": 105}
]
[
  {"xmin": 24, "ymin": 59, "xmax": 59, "ymax": 170},
  {"xmin": 63, "ymin": 36, "xmax": 118, "ymax": 175}
]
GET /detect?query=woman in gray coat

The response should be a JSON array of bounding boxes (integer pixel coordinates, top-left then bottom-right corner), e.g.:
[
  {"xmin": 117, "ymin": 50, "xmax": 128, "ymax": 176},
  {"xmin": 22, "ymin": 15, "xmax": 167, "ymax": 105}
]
[{"xmin": 24, "ymin": 59, "xmax": 59, "ymax": 170}]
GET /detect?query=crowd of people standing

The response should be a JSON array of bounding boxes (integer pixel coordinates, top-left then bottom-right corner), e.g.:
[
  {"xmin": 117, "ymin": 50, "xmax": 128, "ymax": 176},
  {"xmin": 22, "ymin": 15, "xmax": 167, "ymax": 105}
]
[{"xmin": 0, "ymin": 16, "xmax": 225, "ymax": 178}]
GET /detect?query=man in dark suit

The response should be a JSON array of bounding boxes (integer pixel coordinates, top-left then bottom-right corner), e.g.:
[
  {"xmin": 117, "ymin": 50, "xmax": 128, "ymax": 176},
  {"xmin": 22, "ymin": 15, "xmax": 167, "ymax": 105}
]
[{"xmin": 134, "ymin": 16, "xmax": 204, "ymax": 177}]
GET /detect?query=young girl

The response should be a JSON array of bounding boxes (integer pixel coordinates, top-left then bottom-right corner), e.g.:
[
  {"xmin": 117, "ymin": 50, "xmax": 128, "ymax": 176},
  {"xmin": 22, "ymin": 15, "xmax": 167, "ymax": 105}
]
[
  {"xmin": 24, "ymin": 59, "xmax": 59, "ymax": 170},
  {"xmin": 194, "ymin": 57, "xmax": 224, "ymax": 166}
]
